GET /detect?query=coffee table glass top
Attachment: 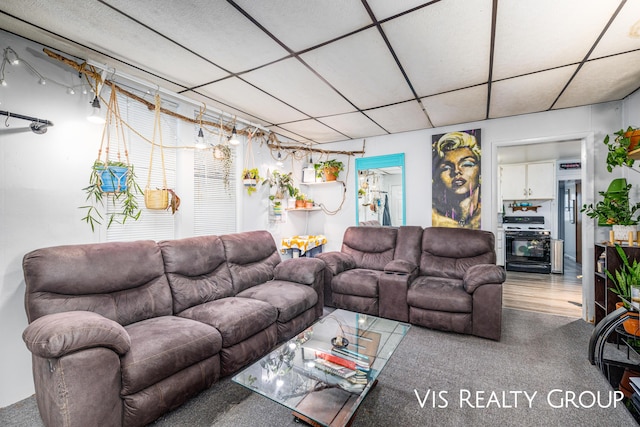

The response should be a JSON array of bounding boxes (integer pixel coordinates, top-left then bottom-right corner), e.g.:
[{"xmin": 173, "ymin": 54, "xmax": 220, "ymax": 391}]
[{"xmin": 232, "ymin": 309, "xmax": 410, "ymax": 426}]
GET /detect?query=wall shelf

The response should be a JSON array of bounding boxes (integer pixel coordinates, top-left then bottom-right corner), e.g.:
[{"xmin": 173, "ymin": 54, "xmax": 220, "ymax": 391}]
[
  {"xmin": 511, "ymin": 205, "xmax": 542, "ymax": 212},
  {"xmin": 285, "ymin": 207, "xmax": 321, "ymax": 212}
]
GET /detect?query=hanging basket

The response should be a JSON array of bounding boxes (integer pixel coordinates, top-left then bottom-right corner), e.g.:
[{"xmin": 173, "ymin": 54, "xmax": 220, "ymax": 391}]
[
  {"xmin": 145, "ymin": 94, "xmax": 170, "ymax": 210},
  {"xmin": 98, "ymin": 165, "xmax": 129, "ymax": 193},
  {"xmin": 144, "ymin": 188, "xmax": 169, "ymax": 210}
]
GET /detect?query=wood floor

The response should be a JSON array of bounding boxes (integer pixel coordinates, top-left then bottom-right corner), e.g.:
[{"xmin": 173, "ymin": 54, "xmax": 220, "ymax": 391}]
[{"xmin": 503, "ymin": 257, "xmax": 583, "ymax": 318}]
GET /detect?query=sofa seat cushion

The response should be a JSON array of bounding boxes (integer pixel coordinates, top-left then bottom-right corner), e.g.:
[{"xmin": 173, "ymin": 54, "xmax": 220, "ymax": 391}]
[
  {"xmin": 121, "ymin": 316, "xmax": 222, "ymax": 396},
  {"xmin": 178, "ymin": 297, "xmax": 277, "ymax": 347},
  {"xmin": 332, "ymin": 268, "xmax": 381, "ymax": 298},
  {"xmin": 236, "ymin": 280, "xmax": 318, "ymax": 323},
  {"xmin": 407, "ymin": 276, "xmax": 472, "ymax": 313}
]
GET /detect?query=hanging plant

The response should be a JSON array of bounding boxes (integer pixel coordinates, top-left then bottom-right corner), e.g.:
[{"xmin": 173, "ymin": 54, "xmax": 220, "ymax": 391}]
[
  {"xmin": 242, "ymin": 168, "xmax": 262, "ymax": 195},
  {"xmin": 212, "ymin": 143, "xmax": 232, "ymax": 192},
  {"xmin": 242, "ymin": 130, "xmax": 261, "ymax": 195},
  {"xmin": 80, "ymin": 84, "xmax": 143, "ymax": 231}
]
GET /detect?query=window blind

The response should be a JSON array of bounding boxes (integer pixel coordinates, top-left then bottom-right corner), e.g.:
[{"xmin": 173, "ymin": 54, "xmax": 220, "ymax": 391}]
[
  {"xmin": 193, "ymin": 120, "xmax": 238, "ymax": 236},
  {"xmin": 106, "ymin": 89, "xmax": 177, "ymax": 242}
]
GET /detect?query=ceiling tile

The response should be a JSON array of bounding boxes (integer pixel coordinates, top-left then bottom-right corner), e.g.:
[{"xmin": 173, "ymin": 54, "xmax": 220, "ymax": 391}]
[
  {"xmin": 300, "ymin": 27, "xmax": 414, "ymax": 109},
  {"xmin": 381, "ymin": 0, "xmax": 492, "ymax": 97},
  {"xmin": 365, "ymin": 101, "xmax": 432, "ymax": 134},
  {"xmin": 1, "ymin": 0, "xmax": 228, "ymax": 87},
  {"xmin": 104, "ymin": 0, "xmax": 289, "ymax": 73},
  {"xmin": 591, "ymin": 0, "xmax": 640, "ymax": 58},
  {"xmin": 278, "ymin": 119, "xmax": 347, "ymax": 143},
  {"xmin": 489, "ymin": 66, "xmax": 577, "ymax": 119},
  {"xmin": 242, "ymin": 58, "xmax": 355, "ymax": 117},
  {"xmin": 198, "ymin": 77, "xmax": 308, "ymax": 124},
  {"xmin": 366, "ymin": 0, "xmax": 435, "ymax": 21},
  {"xmin": 318, "ymin": 112, "xmax": 387, "ymax": 139},
  {"xmin": 421, "ymin": 85, "xmax": 488, "ymax": 127},
  {"xmin": 234, "ymin": 0, "xmax": 372, "ymax": 52},
  {"xmin": 182, "ymin": 90, "xmax": 274, "ymax": 129},
  {"xmin": 554, "ymin": 51, "xmax": 640, "ymax": 109},
  {"xmin": 267, "ymin": 126, "xmax": 314, "ymax": 144},
  {"xmin": 493, "ymin": 0, "xmax": 621, "ymax": 80}
]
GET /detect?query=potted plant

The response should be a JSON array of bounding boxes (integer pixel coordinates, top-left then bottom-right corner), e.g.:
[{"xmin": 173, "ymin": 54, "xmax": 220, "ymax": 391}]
[
  {"xmin": 295, "ymin": 192, "xmax": 306, "ymax": 209},
  {"xmin": 314, "ymin": 159, "xmax": 344, "ymax": 182},
  {"xmin": 581, "ymin": 179, "xmax": 640, "ymax": 240},
  {"xmin": 273, "ymin": 200, "xmax": 282, "ymax": 216},
  {"xmin": 212, "ymin": 144, "xmax": 233, "ymax": 192},
  {"xmin": 263, "ymin": 170, "xmax": 295, "ymax": 200},
  {"xmin": 603, "ymin": 126, "xmax": 639, "ymax": 172},
  {"xmin": 242, "ymin": 168, "xmax": 262, "ymax": 195},
  {"xmin": 81, "ymin": 159, "xmax": 143, "ymax": 231},
  {"xmin": 304, "ymin": 198, "xmax": 314, "ymax": 209},
  {"xmin": 607, "ymin": 244, "xmax": 640, "ymax": 335}
]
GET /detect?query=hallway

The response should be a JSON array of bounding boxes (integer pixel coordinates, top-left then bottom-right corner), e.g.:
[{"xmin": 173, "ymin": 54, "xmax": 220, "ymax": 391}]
[{"xmin": 502, "ymin": 256, "xmax": 583, "ymax": 318}]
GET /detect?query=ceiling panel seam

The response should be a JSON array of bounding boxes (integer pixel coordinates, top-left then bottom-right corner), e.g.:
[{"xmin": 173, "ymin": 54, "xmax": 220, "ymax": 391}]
[
  {"xmin": 549, "ymin": 0, "xmax": 626, "ymax": 110},
  {"xmin": 98, "ymin": 0, "xmax": 231, "ymax": 74},
  {"xmin": 225, "ymin": 0, "xmax": 387, "ymax": 139},
  {"xmin": 361, "ymin": 0, "xmax": 433, "ymax": 127}
]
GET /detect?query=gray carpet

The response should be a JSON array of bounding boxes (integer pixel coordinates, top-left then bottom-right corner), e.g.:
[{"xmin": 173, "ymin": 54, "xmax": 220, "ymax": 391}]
[{"xmin": 1, "ymin": 308, "xmax": 637, "ymax": 426}]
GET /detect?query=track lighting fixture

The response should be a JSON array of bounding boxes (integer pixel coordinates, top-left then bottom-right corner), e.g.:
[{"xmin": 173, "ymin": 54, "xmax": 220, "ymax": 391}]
[
  {"xmin": 87, "ymin": 96, "xmax": 105, "ymax": 124},
  {"xmin": 228, "ymin": 126, "xmax": 240, "ymax": 146}
]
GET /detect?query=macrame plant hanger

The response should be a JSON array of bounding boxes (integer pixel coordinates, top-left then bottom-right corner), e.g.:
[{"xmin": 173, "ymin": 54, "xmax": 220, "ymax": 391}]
[
  {"xmin": 144, "ymin": 94, "xmax": 169, "ymax": 209},
  {"xmin": 97, "ymin": 84, "xmax": 131, "ymax": 193}
]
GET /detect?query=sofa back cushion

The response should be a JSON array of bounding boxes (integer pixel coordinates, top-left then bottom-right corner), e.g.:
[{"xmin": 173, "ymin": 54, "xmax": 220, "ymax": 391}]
[
  {"xmin": 159, "ymin": 235, "xmax": 233, "ymax": 313},
  {"xmin": 420, "ymin": 227, "xmax": 496, "ymax": 279},
  {"xmin": 23, "ymin": 240, "xmax": 172, "ymax": 325},
  {"xmin": 394, "ymin": 226, "xmax": 424, "ymax": 265},
  {"xmin": 341, "ymin": 226, "xmax": 397, "ymax": 270},
  {"xmin": 220, "ymin": 230, "xmax": 281, "ymax": 294}
]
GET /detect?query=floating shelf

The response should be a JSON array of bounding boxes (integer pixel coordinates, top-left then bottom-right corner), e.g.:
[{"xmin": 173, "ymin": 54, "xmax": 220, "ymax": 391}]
[
  {"xmin": 285, "ymin": 207, "xmax": 321, "ymax": 212},
  {"xmin": 628, "ymin": 147, "xmax": 640, "ymax": 160},
  {"xmin": 511, "ymin": 205, "xmax": 541, "ymax": 212}
]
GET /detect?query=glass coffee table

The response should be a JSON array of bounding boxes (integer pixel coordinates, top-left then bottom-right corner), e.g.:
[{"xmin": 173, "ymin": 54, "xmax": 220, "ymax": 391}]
[{"xmin": 232, "ymin": 309, "xmax": 410, "ymax": 426}]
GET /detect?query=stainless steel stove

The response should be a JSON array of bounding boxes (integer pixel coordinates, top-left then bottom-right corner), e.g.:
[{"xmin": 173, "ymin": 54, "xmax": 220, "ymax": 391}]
[{"xmin": 503, "ymin": 216, "xmax": 551, "ymax": 273}]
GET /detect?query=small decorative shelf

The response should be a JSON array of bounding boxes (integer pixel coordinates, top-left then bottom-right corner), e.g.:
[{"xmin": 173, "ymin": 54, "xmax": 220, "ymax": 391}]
[
  {"xmin": 511, "ymin": 205, "xmax": 541, "ymax": 212},
  {"xmin": 285, "ymin": 207, "xmax": 321, "ymax": 212}
]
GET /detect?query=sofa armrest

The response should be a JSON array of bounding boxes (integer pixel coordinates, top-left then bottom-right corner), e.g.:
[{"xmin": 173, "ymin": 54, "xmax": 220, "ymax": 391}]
[
  {"xmin": 274, "ymin": 257, "xmax": 325, "ymax": 285},
  {"xmin": 384, "ymin": 259, "xmax": 418, "ymax": 275},
  {"xmin": 315, "ymin": 252, "xmax": 356, "ymax": 275},
  {"xmin": 463, "ymin": 264, "xmax": 506, "ymax": 293},
  {"xmin": 23, "ymin": 311, "xmax": 131, "ymax": 359}
]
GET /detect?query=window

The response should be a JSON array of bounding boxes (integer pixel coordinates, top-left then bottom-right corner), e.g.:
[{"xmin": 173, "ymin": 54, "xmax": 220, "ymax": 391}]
[
  {"xmin": 106, "ymin": 89, "xmax": 177, "ymax": 242},
  {"xmin": 193, "ymin": 120, "xmax": 238, "ymax": 236}
]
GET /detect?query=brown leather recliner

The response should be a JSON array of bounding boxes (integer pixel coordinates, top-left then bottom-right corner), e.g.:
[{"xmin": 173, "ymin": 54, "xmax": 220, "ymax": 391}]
[{"xmin": 318, "ymin": 226, "xmax": 505, "ymax": 341}]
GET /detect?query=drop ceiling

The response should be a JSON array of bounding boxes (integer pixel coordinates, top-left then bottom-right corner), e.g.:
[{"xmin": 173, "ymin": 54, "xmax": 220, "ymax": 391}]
[{"xmin": 1, "ymin": 0, "xmax": 640, "ymax": 145}]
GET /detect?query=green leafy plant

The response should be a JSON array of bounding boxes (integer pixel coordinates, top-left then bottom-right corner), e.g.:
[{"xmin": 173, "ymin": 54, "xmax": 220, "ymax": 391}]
[
  {"xmin": 242, "ymin": 168, "xmax": 262, "ymax": 195},
  {"xmin": 212, "ymin": 144, "xmax": 233, "ymax": 192},
  {"xmin": 314, "ymin": 159, "xmax": 344, "ymax": 181},
  {"xmin": 581, "ymin": 183, "xmax": 640, "ymax": 225},
  {"xmin": 607, "ymin": 244, "xmax": 640, "ymax": 308},
  {"xmin": 604, "ymin": 126, "xmax": 639, "ymax": 172},
  {"xmin": 80, "ymin": 160, "xmax": 143, "ymax": 231},
  {"xmin": 263, "ymin": 170, "xmax": 295, "ymax": 199}
]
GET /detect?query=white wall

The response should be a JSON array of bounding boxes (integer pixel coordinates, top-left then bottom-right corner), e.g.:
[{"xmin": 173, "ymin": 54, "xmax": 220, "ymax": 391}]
[{"xmin": 3, "ymin": 29, "xmax": 640, "ymax": 408}]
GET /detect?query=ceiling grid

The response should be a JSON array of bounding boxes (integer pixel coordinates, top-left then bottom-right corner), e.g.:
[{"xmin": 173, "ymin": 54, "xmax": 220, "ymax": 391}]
[{"xmin": 1, "ymin": 0, "xmax": 639, "ymax": 143}]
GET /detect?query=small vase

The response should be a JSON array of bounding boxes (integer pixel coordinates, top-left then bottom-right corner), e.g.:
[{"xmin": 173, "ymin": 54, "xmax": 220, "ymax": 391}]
[
  {"xmin": 295, "ymin": 200, "xmax": 305, "ymax": 209},
  {"xmin": 304, "ymin": 201, "xmax": 314, "ymax": 209}
]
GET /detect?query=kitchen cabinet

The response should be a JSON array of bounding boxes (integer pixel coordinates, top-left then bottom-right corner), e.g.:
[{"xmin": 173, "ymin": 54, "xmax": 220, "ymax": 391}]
[{"xmin": 500, "ymin": 161, "xmax": 555, "ymax": 200}]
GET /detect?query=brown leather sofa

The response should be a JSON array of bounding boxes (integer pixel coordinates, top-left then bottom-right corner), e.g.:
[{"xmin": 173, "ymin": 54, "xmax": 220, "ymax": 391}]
[
  {"xmin": 317, "ymin": 226, "xmax": 505, "ymax": 341},
  {"xmin": 21, "ymin": 230, "xmax": 325, "ymax": 427}
]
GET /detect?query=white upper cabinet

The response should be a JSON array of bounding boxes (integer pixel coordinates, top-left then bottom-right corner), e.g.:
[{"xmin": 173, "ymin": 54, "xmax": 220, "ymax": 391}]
[{"xmin": 500, "ymin": 161, "xmax": 556, "ymax": 200}]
